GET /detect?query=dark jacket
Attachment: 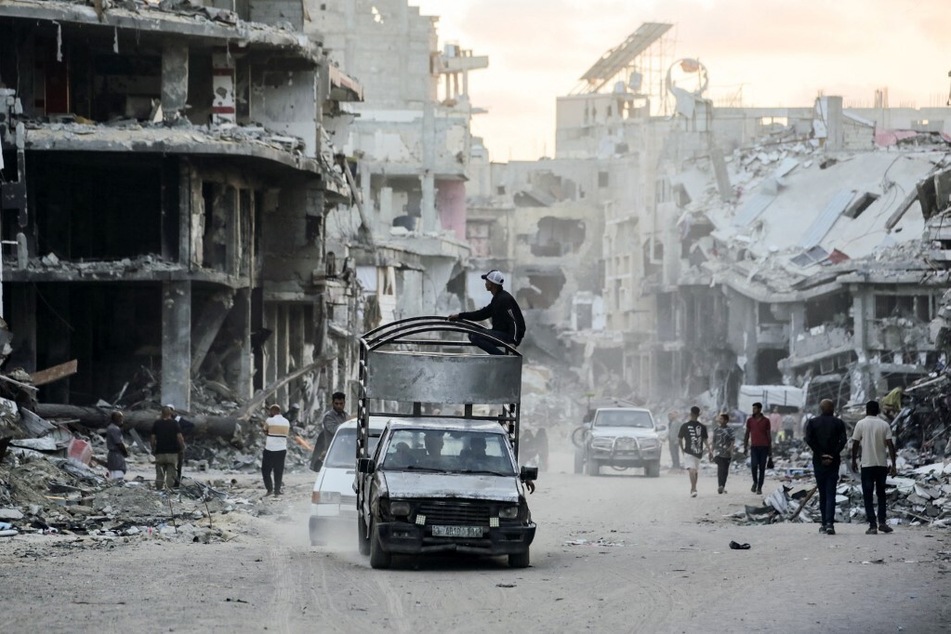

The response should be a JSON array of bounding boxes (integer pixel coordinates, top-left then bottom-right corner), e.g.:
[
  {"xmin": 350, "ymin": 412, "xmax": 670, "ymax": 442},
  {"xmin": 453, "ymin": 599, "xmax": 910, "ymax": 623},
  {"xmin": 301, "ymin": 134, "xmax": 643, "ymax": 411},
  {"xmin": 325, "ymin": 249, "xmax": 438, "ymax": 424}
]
[
  {"xmin": 459, "ymin": 289, "xmax": 526, "ymax": 345},
  {"xmin": 804, "ymin": 414, "xmax": 848, "ymax": 463}
]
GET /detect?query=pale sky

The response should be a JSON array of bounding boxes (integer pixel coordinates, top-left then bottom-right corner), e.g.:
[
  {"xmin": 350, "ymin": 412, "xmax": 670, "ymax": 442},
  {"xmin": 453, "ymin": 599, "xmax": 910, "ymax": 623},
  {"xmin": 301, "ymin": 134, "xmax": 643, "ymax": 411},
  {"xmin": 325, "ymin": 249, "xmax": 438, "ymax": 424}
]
[{"xmin": 411, "ymin": 0, "xmax": 951, "ymax": 162}]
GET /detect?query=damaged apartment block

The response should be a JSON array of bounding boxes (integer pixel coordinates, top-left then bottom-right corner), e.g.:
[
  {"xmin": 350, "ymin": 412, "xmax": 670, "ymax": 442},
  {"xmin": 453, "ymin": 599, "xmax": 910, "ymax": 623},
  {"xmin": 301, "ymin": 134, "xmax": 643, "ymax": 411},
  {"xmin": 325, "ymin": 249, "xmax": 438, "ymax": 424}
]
[{"xmin": 0, "ymin": 0, "xmax": 362, "ymax": 414}]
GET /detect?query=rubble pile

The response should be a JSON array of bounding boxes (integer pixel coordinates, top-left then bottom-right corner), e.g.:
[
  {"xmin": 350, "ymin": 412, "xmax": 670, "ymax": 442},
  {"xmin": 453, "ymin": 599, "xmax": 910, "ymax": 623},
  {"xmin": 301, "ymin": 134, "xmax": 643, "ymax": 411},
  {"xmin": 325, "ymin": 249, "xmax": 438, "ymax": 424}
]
[
  {"xmin": 731, "ymin": 445, "xmax": 951, "ymax": 528},
  {"xmin": 0, "ymin": 451, "xmax": 262, "ymax": 543},
  {"xmin": 0, "ymin": 372, "xmax": 319, "ymax": 544}
]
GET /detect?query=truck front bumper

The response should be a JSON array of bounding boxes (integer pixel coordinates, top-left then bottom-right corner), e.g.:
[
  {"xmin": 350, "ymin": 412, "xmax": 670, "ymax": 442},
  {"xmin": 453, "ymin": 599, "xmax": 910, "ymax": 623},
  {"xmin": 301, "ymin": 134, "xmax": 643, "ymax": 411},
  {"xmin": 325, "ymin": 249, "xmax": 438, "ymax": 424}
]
[{"xmin": 376, "ymin": 521, "xmax": 536, "ymax": 556}]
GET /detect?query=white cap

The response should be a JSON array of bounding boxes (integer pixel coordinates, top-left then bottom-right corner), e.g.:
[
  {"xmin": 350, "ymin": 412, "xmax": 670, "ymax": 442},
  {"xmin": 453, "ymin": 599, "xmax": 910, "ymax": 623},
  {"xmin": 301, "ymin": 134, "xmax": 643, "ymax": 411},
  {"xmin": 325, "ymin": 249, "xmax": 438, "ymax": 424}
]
[
  {"xmin": 165, "ymin": 403, "xmax": 176, "ymax": 410},
  {"xmin": 481, "ymin": 269, "xmax": 504, "ymax": 285}
]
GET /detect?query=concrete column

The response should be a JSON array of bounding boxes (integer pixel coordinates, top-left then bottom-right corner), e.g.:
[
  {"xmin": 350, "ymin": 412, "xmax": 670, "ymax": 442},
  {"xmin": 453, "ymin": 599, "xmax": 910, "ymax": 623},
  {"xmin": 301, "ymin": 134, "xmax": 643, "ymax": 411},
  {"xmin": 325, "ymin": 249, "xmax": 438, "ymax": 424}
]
[
  {"xmin": 265, "ymin": 303, "xmax": 279, "ymax": 395},
  {"xmin": 379, "ymin": 186, "xmax": 394, "ymax": 230},
  {"xmin": 852, "ymin": 289, "xmax": 869, "ymax": 357},
  {"xmin": 825, "ymin": 96, "xmax": 844, "ymax": 151},
  {"xmin": 161, "ymin": 44, "xmax": 189, "ymax": 123},
  {"xmin": 162, "ymin": 280, "xmax": 192, "ymax": 410},
  {"xmin": 421, "ymin": 101, "xmax": 436, "ymax": 233},
  {"xmin": 276, "ymin": 304, "xmax": 289, "ymax": 406},
  {"xmin": 234, "ymin": 288, "xmax": 253, "ymax": 399}
]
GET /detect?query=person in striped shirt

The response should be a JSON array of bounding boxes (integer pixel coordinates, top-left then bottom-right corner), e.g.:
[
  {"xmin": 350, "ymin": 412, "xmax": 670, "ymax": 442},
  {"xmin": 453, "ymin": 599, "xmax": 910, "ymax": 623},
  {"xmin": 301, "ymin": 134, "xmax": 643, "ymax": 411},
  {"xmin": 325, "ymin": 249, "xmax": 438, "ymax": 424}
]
[{"xmin": 261, "ymin": 404, "xmax": 290, "ymax": 496}]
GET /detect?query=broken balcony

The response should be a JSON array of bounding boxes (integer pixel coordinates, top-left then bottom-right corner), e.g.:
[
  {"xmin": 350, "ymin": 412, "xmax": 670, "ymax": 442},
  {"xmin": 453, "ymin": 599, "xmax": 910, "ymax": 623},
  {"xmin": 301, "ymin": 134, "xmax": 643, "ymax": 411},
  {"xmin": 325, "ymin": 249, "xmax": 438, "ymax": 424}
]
[{"xmin": 791, "ymin": 324, "xmax": 853, "ymax": 361}]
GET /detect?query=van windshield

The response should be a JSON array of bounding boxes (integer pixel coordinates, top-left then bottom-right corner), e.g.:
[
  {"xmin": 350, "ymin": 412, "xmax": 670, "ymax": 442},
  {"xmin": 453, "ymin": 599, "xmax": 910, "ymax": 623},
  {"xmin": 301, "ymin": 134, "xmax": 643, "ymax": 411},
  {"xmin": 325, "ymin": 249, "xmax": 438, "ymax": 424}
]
[{"xmin": 325, "ymin": 429, "xmax": 380, "ymax": 468}]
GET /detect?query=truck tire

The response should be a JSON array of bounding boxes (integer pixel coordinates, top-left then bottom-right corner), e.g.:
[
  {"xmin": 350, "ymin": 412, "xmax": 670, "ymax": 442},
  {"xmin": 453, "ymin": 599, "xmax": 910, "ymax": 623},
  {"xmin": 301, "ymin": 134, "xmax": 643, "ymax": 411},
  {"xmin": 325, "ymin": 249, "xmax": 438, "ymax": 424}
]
[
  {"xmin": 645, "ymin": 461, "xmax": 661, "ymax": 478},
  {"xmin": 585, "ymin": 458, "xmax": 600, "ymax": 476},
  {"xmin": 369, "ymin": 522, "xmax": 391, "ymax": 569},
  {"xmin": 357, "ymin": 517, "xmax": 370, "ymax": 556},
  {"xmin": 573, "ymin": 450, "xmax": 585, "ymax": 474},
  {"xmin": 508, "ymin": 548, "xmax": 530, "ymax": 568},
  {"xmin": 309, "ymin": 516, "xmax": 321, "ymax": 546}
]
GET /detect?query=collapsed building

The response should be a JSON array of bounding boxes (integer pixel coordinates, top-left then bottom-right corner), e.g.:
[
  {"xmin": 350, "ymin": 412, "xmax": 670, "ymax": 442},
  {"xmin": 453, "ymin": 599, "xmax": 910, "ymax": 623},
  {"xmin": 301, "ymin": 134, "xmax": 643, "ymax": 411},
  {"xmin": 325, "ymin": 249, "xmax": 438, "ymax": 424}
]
[
  {"xmin": 644, "ymin": 95, "xmax": 951, "ymax": 413},
  {"xmin": 0, "ymin": 0, "xmax": 364, "ymax": 419},
  {"xmin": 316, "ymin": 0, "xmax": 487, "ymax": 328},
  {"xmin": 464, "ymin": 22, "xmax": 951, "ymax": 424}
]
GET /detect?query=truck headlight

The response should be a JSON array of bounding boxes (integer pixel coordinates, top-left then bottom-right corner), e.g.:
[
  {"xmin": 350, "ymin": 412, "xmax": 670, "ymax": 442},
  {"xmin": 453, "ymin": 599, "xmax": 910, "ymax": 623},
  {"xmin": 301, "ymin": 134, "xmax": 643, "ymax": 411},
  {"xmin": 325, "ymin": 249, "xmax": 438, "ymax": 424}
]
[
  {"xmin": 390, "ymin": 501, "xmax": 411, "ymax": 517},
  {"xmin": 498, "ymin": 506, "xmax": 519, "ymax": 519}
]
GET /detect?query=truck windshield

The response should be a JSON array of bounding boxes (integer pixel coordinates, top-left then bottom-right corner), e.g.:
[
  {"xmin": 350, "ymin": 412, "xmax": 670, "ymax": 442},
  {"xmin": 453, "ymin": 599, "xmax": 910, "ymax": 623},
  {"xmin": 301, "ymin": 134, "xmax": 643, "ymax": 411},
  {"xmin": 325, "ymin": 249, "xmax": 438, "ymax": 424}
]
[
  {"xmin": 595, "ymin": 410, "xmax": 654, "ymax": 428},
  {"xmin": 381, "ymin": 430, "xmax": 517, "ymax": 475},
  {"xmin": 325, "ymin": 429, "xmax": 380, "ymax": 469}
]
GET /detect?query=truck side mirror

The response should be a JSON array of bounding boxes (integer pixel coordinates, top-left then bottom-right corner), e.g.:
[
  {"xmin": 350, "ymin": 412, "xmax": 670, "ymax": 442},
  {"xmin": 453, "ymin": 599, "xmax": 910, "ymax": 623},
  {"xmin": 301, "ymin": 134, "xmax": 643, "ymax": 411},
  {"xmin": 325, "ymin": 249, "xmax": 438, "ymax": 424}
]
[
  {"xmin": 520, "ymin": 466, "xmax": 538, "ymax": 481},
  {"xmin": 656, "ymin": 424, "xmax": 668, "ymax": 435},
  {"xmin": 358, "ymin": 458, "xmax": 376, "ymax": 474}
]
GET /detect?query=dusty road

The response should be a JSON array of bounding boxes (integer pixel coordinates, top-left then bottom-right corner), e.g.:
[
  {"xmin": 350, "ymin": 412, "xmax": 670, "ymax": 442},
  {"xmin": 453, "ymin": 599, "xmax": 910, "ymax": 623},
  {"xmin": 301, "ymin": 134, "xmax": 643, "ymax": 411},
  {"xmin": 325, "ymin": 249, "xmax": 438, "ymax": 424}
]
[{"xmin": 2, "ymin": 449, "xmax": 949, "ymax": 634}]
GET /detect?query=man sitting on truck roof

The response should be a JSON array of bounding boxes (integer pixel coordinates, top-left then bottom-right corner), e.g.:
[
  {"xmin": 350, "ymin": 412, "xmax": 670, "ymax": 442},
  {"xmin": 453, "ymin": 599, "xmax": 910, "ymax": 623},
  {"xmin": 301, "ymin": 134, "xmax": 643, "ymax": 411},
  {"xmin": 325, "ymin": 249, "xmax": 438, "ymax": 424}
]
[{"xmin": 448, "ymin": 269, "xmax": 526, "ymax": 355}]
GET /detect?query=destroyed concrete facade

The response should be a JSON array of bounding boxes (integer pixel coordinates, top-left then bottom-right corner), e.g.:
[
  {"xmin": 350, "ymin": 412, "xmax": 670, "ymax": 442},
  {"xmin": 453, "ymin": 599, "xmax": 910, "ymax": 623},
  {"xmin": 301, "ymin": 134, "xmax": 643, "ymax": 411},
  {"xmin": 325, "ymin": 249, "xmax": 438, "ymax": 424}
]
[
  {"xmin": 639, "ymin": 97, "xmax": 951, "ymax": 412},
  {"xmin": 0, "ymin": 0, "xmax": 363, "ymax": 418},
  {"xmin": 463, "ymin": 22, "xmax": 951, "ymax": 418},
  {"xmin": 314, "ymin": 0, "xmax": 487, "ymax": 333}
]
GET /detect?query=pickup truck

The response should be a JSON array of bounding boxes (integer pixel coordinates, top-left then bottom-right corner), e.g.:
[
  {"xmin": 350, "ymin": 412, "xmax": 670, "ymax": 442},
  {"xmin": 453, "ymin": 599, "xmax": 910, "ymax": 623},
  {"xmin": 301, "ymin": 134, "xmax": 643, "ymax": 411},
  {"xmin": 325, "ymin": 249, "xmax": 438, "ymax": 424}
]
[
  {"xmin": 355, "ymin": 316, "xmax": 537, "ymax": 569},
  {"xmin": 357, "ymin": 418, "xmax": 536, "ymax": 569},
  {"xmin": 574, "ymin": 407, "xmax": 664, "ymax": 477}
]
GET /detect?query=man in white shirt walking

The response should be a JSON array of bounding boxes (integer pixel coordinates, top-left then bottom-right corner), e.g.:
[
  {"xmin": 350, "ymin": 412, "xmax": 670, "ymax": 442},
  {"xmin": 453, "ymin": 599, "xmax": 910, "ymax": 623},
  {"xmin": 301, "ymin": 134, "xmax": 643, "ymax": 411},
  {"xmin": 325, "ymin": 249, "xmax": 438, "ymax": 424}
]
[
  {"xmin": 262, "ymin": 403, "xmax": 290, "ymax": 496},
  {"xmin": 851, "ymin": 400, "xmax": 897, "ymax": 535}
]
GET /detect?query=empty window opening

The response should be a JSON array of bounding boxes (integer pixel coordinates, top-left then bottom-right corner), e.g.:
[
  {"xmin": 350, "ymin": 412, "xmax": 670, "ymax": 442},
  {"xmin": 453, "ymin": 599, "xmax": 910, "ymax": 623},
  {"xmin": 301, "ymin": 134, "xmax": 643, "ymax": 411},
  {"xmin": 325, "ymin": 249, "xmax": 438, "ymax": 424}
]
[
  {"xmin": 515, "ymin": 272, "xmax": 566, "ymax": 310},
  {"xmin": 844, "ymin": 192, "xmax": 879, "ymax": 219},
  {"xmin": 531, "ymin": 217, "xmax": 586, "ymax": 257}
]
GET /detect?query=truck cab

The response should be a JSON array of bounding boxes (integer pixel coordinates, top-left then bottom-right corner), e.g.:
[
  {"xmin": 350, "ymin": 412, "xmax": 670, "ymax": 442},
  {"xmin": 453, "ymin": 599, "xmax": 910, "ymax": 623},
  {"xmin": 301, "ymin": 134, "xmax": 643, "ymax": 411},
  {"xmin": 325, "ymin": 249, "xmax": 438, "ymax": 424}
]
[{"xmin": 355, "ymin": 317, "xmax": 537, "ymax": 569}]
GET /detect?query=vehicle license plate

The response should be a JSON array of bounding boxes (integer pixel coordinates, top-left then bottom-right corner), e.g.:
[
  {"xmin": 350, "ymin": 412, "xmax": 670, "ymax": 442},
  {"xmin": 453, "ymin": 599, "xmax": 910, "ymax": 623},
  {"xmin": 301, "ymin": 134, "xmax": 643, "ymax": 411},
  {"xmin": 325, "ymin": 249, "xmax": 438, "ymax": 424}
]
[{"xmin": 432, "ymin": 525, "xmax": 483, "ymax": 538}]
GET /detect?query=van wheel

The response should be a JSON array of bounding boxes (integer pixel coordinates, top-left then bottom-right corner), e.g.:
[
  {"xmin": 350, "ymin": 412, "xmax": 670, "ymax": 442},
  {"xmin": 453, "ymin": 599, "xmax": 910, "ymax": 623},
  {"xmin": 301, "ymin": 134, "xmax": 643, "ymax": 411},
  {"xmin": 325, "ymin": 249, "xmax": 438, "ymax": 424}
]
[
  {"xmin": 357, "ymin": 517, "xmax": 370, "ymax": 556},
  {"xmin": 309, "ymin": 516, "xmax": 322, "ymax": 546},
  {"xmin": 369, "ymin": 522, "xmax": 391, "ymax": 569},
  {"xmin": 509, "ymin": 548, "xmax": 530, "ymax": 568}
]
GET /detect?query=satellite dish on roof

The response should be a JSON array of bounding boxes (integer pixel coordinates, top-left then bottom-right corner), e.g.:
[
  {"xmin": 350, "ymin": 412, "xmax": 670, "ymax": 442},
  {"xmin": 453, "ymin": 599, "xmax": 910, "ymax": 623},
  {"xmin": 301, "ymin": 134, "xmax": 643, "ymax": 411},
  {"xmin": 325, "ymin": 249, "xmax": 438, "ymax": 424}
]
[{"xmin": 666, "ymin": 58, "xmax": 709, "ymax": 97}]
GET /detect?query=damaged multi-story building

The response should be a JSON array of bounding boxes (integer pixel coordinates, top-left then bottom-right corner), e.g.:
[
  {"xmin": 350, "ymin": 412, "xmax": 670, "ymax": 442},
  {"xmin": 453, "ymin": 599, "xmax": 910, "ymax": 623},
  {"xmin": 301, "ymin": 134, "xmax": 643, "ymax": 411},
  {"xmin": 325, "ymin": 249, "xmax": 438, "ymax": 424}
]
[
  {"xmin": 465, "ymin": 20, "xmax": 951, "ymax": 413},
  {"xmin": 314, "ymin": 0, "xmax": 488, "ymax": 326},
  {"xmin": 638, "ymin": 89, "xmax": 951, "ymax": 411},
  {"xmin": 0, "ymin": 0, "xmax": 364, "ymax": 418}
]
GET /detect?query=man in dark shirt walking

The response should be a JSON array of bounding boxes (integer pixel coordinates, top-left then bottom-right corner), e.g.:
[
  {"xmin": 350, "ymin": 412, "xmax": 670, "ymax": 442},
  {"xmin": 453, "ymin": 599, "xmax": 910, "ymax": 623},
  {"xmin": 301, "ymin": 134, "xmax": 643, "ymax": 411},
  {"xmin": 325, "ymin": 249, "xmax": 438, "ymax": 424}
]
[
  {"xmin": 678, "ymin": 406, "xmax": 709, "ymax": 497},
  {"xmin": 151, "ymin": 405, "xmax": 185, "ymax": 491},
  {"xmin": 743, "ymin": 402, "xmax": 771, "ymax": 495},
  {"xmin": 804, "ymin": 399, "xmax": 848, "ymax": 535},
  {"xmin": 448, "ymin": 270, "xmax": 526, "ymax": 355}
]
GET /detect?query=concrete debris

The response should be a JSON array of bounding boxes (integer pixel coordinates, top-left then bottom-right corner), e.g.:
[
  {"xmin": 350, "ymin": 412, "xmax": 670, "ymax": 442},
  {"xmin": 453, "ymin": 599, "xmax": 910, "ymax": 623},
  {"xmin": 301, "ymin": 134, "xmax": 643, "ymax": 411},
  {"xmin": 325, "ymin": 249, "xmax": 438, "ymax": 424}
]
[{"xmin": 730, "ymin": 448, "xmax": 951, "ymax": 528}]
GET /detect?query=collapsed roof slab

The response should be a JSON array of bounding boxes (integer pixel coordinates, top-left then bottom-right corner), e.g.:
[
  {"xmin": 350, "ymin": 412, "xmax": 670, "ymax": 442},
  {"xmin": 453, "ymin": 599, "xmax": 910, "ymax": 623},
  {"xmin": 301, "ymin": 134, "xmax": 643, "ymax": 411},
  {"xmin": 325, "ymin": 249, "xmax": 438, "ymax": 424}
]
[
  {"xmin": 22, "ymin": 125, "xmax": 323, "ymax": 176},
  {"xmin": 0, "ymin": 0, "xmax": 321, "ymax": 61}
]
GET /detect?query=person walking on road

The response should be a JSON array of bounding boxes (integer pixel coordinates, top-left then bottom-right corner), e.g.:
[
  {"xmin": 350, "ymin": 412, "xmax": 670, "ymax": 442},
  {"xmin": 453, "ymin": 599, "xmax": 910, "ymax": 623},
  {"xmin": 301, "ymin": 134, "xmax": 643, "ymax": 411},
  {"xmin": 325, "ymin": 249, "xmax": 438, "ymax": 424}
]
[
  {"xmin": 679, "ymin": 406, "xmax": 708, "ymax": 497},
  {"xmin": 105, "ymin": 410, "xmax": 128, "ymax": 481},
  {"xmin": 768, "ymin": 406, "xmax": 783, "ymax": 443},
  {"xmin": 262, "ymin": 404, "xmax": 290, "ymax": 496},
  {"xmin": 743, "ymin": 402, "xmax": 771, "ymax": 495},
  {"xmin": 150, "ymin": 406, "xmax": 185, "ymax": 491},
  {"xmin": 310, "ymin": 392, "xmax": 348, "ymax": 472},
  {"xmin": 448, "ymin": 270, "xmax": 525, "ymax": 355},
  {"xmin": 667, "ymin": 410, "xmax": 682, "ymax": 470},
  {"xmin": 710, "ymin": 412, "xmax": 735, "ymax": 494},
  {"xmin": 804, "ymin": 399, "xmax": 848, "ymax": 535},
  {"xmin": 851, "ymin": 400, "xmax": 898, "ymax": 535}
]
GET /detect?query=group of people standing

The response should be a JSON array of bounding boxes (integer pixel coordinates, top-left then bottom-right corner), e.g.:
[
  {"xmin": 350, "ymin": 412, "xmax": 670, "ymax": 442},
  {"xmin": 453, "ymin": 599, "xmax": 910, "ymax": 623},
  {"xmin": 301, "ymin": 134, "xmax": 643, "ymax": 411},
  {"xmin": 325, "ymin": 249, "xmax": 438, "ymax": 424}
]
[{"xmin": 670, "ymin": 399, "xmax": 899, "ymax": 534}]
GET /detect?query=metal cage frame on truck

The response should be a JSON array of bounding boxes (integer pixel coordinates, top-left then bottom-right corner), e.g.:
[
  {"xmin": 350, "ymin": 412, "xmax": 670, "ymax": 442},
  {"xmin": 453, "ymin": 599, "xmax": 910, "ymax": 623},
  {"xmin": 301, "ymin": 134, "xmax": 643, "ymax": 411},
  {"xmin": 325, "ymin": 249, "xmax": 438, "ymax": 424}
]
[{"xmin": 356, "ymin": 316, "xmax": 524, "ymax": 462}]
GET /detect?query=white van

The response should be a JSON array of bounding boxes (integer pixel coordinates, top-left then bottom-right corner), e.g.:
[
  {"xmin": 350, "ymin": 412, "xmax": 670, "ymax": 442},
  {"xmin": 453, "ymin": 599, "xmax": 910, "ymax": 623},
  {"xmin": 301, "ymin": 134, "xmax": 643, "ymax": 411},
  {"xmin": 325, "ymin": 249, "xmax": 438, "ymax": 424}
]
[{"xmin": 309, "ymin": 417, "xmax": 386, "ymax": 546}]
